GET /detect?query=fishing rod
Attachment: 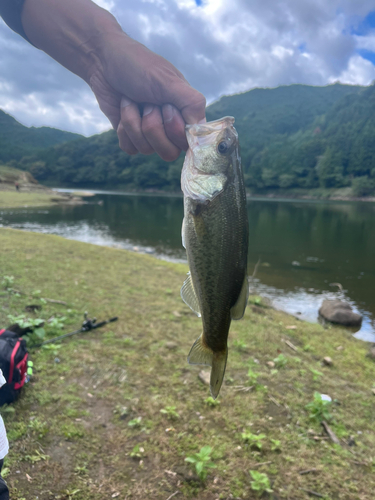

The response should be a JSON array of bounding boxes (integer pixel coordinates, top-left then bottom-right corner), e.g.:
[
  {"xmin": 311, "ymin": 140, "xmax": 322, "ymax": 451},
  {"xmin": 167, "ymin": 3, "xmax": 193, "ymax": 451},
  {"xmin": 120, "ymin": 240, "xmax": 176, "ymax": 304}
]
[{"xmin": 34, "ymin": 312, "xmax": 118, "ymax": 348}]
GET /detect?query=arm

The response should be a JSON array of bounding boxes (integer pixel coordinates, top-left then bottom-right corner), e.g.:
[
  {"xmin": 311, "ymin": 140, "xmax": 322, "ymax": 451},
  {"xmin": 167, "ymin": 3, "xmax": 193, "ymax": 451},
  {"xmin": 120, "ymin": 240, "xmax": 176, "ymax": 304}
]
[{"xmin": 20, "ymin": 0, "xmax": 206, "ymax": 161}]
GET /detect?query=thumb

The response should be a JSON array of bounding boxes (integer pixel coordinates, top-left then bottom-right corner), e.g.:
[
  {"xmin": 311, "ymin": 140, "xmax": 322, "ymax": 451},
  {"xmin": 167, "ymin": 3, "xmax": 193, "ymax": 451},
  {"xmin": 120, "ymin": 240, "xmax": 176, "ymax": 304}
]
[{"xmin": 164, "ymin": 80, "xmax": 206, "ymax": 125}]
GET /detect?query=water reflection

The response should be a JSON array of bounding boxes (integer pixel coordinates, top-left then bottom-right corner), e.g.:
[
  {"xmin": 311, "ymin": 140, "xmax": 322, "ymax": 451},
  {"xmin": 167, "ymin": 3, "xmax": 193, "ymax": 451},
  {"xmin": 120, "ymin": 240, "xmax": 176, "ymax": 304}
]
[{"xmin": 1, "ymin": 192, "xmax": 374, "ymax": 341}]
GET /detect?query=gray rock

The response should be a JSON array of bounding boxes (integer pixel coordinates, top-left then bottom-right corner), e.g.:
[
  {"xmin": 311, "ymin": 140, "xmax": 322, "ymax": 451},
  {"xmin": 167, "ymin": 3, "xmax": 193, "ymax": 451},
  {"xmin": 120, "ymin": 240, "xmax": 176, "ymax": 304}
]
[
  {"xmin": 198, "ymin": 370, "xmax": 210, "ymax": 386},
  {"xmin": 165, "ymin": 341, "xmax": 178, "ymax": 350},
  {"xmin": 319, "ymin": 299, "xmax": 362, "ymax": 327}
]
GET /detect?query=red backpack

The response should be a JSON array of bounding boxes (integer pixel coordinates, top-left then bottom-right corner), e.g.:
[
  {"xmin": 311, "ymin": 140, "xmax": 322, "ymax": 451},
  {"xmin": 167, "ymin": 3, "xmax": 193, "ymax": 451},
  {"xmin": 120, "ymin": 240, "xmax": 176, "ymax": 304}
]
[{"xmin": 0, "ymin": 329, "xmax": 29, "ymax": 405}]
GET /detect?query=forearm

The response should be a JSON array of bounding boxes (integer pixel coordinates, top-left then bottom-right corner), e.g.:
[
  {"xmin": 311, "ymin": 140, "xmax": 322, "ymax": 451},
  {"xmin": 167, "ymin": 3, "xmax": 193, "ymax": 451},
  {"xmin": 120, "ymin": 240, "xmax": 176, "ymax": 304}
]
[{"xmin": 21, "ymin": 0, "xmax": 122, "ymax": 83}]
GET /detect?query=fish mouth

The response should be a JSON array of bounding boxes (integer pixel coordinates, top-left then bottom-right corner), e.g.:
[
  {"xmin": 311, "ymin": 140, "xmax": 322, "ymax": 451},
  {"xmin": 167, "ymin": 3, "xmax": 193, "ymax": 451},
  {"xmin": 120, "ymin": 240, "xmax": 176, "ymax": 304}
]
[{"xmin": 185, "ymin": 116, "xmax": 237, "ymax": 149}]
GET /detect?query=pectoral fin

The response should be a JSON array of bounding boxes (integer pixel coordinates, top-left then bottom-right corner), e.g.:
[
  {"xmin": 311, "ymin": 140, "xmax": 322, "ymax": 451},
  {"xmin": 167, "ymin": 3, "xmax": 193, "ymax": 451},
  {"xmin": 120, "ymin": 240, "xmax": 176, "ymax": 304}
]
[
  {"xmin": 181, "ymin": 273, "xmax": 201, "ymax": 317},
  {"xmin": 230, "ymin": 276, "xmax": 249, "ymax": 320}
]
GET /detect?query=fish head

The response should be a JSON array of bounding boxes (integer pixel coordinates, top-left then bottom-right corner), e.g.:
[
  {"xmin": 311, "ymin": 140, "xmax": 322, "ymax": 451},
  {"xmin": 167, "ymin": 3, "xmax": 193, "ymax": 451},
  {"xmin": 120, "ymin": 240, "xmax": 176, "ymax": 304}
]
[
  {"xmin": 185, "ymin": 117, "xmax": 238, "ymax": 176},
  {"xmin": 182, "ymin": 117, "xmax": 239, "ymax": 201}
]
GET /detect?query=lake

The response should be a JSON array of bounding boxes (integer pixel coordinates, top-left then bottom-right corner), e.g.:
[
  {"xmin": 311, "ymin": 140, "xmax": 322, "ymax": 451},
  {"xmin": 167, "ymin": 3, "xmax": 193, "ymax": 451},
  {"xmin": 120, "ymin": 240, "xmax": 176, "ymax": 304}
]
[{"xmin": 1, "ymin": 190, "xmax": 374, "ymax": 342}]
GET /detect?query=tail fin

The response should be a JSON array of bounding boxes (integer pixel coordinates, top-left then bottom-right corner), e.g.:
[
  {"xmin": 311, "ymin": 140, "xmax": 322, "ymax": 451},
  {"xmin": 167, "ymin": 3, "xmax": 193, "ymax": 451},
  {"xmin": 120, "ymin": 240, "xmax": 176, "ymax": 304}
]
[{"xmin": 188, "ymin": 334, "xmax": 228, "ymax": 399}]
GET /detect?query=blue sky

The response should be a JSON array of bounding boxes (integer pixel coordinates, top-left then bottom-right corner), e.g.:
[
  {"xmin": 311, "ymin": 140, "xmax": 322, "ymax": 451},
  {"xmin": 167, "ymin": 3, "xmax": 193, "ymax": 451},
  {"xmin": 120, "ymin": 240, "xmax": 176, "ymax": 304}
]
[{"xmin": 1, "ymin": 0, "xmax": 375, "ymax": 135}]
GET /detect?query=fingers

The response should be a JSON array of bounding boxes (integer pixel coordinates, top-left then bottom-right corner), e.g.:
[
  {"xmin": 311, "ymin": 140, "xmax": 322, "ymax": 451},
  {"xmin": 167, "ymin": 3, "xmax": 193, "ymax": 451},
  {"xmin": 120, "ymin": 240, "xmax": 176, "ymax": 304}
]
[
  {"xmin": 142, "ymin": 105, "xmax": 181, "ymax": 162},
  {"xmin": 118, "ymin": 97, "xmax": 154, "ymax": 155},
  {"xmin": 117, "ymin": 97, "xmax": 181, "ymax": 161},
  {"xmin": 163, "ymin": 80, "xmax": 207, "ymax": 125},
  {"xmin": 162, "ymin": 104, "xmax": 189, "ymax": 151}
]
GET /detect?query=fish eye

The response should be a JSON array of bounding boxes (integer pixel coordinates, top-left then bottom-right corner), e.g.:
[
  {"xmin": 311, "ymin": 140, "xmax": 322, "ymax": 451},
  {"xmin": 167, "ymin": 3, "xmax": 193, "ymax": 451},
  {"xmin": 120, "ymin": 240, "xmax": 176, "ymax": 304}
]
[{"xmin": 218, "ymin": 141, "xmax": 228, "ymax": 154}]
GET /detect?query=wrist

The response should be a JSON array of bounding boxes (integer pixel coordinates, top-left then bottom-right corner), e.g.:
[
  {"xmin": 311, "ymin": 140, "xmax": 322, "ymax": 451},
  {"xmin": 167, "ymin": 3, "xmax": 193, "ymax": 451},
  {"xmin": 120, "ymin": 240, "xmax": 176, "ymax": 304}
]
[{"xmin": 21, "ymin": 0, "xmax": 123, "ymax": 83}]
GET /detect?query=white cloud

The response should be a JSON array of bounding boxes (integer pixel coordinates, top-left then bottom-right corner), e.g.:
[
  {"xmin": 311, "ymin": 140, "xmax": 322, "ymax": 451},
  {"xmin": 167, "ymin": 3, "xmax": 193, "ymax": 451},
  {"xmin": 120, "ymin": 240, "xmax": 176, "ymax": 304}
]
[
  {"xmin": 330, "ymin": 54, "xmax": 375, "ymax": 85},
  {"xmin": 1, "ymin": 0, "xmax": 375, "ymax": 135}
]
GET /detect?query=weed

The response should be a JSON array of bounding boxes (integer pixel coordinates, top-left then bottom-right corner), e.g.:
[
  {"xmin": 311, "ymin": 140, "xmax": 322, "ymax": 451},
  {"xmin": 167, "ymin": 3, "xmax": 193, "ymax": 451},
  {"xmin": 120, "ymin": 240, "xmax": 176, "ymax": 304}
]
[
  {"xmin": 64, "ymin": 489, "xmax": 81, "ymax": 500},
  {"xmin": 247, "ymin": 368, "xmax": 259, "ymax": 385},
  {"xmin": 41, "ymin": 343, "xmax": 62, "ymax": 356},
  {"xmin": 7, "ymin": 314, "xmax": 45, "ymax": 343},
  {"xmin": 306, "ymin": 392, "xmax": 333, "ymax": 422},
  {"xmin": 160, "ymin": 406, "xmax": 179, "ymax": 420},
  {"xmin": 204, "ymin": 396, "xmax": 220, "ymax": 407},
  {"xmin": 28, "ymin": 418, "xmax": 49, "ymax": 438},
  {"xmin": 1, "ymin": 275, "xmax": 14, "ymax": 290},
  {"xmin": 130, "ymin": 444, "xmax": 144, "ymax": 458},
  {"xmin": 273, "ymin": 353, "xmax": 287, "ymax": 368},
  {"xmin": 310, "ymin": 368, "xmax": 323, "ymax": 381},
  {"xmin": 185, "ymin": 445, "xmax": 216, "ymax": 481},
  {"xmin": 241, "ymin": 431, "xmax": 266, "ymax": 450},
  {"xmin": 74, "ymin": 465, "xmax": 88, "ymax": 475},
  {"xmin": 24, "ymin": 450, "xmax": 49, "ymax": 463},
  {"xmin": 233, "ymin": 339, "xmax": 248, "ymax": 351},
  {"xmin": 48, "ymin": 316, "xmax": 67, "ymax": 333},
  {"xmin": 128, "ymin": 417, "xmax": 142, "ymax": 427},
  {"xmin": 249, "ymin": 470, "xmax": 273, "ymax": 496},
  {"xmin": 270, "ymin": 439, "xmax": 282, "ymax": 451}
]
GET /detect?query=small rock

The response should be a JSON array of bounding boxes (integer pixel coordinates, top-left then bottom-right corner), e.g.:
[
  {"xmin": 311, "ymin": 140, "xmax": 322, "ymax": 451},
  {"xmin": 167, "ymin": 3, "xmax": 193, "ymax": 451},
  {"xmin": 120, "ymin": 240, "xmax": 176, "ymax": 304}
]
[
  {"xmin": 323, "ymin": 356, "xmax": 333, "ymax": 366},
  {"xmin": 320, "ymin": 394, "xmax": 332, "ymax": 402},
  {"xmin": 336, "ymin": 345, "xmax": 344, "ymax": 351},
  {"xmin": 319, "ymin": 299, "xmax": 362, "ymax": 327},
  {"xmin": 286, "ymin": 325, "xmax": 297, "ymax": 330},
  {"xmin": 198, "ymin": 370, "xmax": 210, "ymax": 386},
  {"xmin": 172, "ymin": 310, "xmax": 182, "ymax": 317},
  {"xmin": 165, "ymin": 341, "xmax": 178, "ymax": 349},
  {"xmin": 371, "ymin": 388, "xmax": 375, "ymax": 396},
  {"xmin": 366, "ymin": 346, "xmax": 375, "ymax": 360},
  {"xmin": 266, "ymin": 361, "xmax": 275, "ymax": 368}
]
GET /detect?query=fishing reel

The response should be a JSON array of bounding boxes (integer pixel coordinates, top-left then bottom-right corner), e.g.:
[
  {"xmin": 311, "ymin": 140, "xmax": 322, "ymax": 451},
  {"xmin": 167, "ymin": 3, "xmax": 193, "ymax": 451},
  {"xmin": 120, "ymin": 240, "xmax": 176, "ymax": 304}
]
[{"xmin": 82, "ymin": 312, "xmax": 97, "ymax": 331}]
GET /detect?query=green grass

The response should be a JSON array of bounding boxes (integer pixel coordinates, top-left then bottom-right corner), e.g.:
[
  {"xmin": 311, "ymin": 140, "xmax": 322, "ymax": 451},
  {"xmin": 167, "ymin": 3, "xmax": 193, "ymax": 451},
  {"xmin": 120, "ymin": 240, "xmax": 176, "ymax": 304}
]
[
  {"xmin": 0, "ymin": 227, "xmax": 375, "ymax": 499},
  {"xmin": 0, "ymin": 191, "xmax": 67, "ymax": 208}
]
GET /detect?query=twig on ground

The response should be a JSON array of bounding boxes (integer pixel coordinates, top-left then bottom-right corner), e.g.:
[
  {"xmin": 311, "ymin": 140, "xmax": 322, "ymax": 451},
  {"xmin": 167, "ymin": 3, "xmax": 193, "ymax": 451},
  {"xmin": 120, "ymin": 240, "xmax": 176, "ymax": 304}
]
[
  {"xmin": 284, "ymin": 339, "xmax": 298, "ymax": 351},
  {"xmin": 42, "ymin": 298, "xmax": 68, "ymax": 305},
  {"xmin": 233, "ymin": 385, "xmax": 253, "ymax": 392},
  {"xmin": 166, "ymin": 491, "xmax": 179, "ymax": 500},
  {"xmin": 299, "ymin": 468, "xmax": 318, "ymax": 475},
  {"xmin": 164, "ymin": 470, "xmax": 177, "ymax": 477},
  {"xmin": 299, "ymin": 488, "xmax": 324, "ymax": 498},
  {"xmin": 251, "ymin": 461, "xmax": 272, "ymax": 467},
  {"xmin": 269, "ymin": 395, "xmax": 281, "ymax": 407},
  {"xmin": 321, "ymin": 421, "xmax": 340, "ymax": 445},
  {"xmin": 351, "ymin": 460, "xmax": 369, "ymax": 466}
]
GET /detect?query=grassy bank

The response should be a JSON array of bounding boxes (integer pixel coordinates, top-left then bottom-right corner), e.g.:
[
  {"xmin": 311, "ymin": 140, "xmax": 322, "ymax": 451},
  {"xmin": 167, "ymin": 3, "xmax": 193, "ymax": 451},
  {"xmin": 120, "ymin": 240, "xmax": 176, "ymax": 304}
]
[
  {"xmin": 0, "ymin": 228, "xmax": 374, "ymax": 499},
  {"xmin": 0, "ymin": 191, "xmax": 71, "ymax": 209}
]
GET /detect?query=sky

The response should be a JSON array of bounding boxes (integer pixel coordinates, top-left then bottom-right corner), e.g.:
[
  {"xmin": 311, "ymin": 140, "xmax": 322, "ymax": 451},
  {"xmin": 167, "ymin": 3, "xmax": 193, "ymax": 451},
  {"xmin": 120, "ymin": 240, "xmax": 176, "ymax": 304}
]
[{"xmin": 1, "ymin": 0, "xmax": 375, "ymax": 136}]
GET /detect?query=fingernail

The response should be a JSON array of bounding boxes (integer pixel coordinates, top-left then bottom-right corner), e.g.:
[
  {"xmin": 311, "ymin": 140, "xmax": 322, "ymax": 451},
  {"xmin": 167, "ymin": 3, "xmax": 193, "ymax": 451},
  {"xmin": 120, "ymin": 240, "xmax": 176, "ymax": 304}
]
[
  {"xmin": 198, "ymin": 118, "xmax": 207, "ymax": 124},
  {"xmin": 143, "ymin": 104, "xmax": 154, "ymax": 116},
  {"xmin": 163, "ymin": 104, "xmax": 174, "ymax": 123},
  {"xmin": 121, "ymin": 96, "xmax": 132, "ymax": 108}
]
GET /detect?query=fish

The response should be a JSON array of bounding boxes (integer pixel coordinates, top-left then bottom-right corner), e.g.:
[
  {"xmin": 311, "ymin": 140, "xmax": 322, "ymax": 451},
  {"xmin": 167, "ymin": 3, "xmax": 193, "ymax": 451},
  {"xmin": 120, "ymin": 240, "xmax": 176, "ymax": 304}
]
[{"xmin": 180, "ymin": 116, "xmax": 249, "ymax": 399}]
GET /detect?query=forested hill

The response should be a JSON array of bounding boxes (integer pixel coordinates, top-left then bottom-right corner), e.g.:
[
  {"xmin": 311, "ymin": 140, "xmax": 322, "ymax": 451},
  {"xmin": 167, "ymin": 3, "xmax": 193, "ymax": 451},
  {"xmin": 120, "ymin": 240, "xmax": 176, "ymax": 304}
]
[
  {"xmin": 5, "ymin": 83, "xmax": 375, "ymax": 196},
  {"xmin": 0, "ymin": 110, "xmax": 82, "ymax": 163}
]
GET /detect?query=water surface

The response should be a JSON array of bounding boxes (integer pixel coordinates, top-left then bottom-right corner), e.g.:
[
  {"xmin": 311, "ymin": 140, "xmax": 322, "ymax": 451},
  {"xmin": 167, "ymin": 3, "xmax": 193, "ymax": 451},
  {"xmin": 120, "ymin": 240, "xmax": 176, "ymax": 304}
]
[{"xmin": 1, "ymin": 191, "xmax": 374, "ymax": 341}]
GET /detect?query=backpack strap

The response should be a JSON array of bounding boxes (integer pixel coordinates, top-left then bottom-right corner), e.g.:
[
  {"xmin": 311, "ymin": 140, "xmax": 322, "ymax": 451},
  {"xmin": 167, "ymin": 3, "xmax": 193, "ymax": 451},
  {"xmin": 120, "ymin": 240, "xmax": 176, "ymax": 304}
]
[
  {"xmin": 14, "ymin": 352, "xmax": 28, "ymax": 390},
  {"xmin": 8, "ymin": 340, "xmax": 21, "ymax": 384}
]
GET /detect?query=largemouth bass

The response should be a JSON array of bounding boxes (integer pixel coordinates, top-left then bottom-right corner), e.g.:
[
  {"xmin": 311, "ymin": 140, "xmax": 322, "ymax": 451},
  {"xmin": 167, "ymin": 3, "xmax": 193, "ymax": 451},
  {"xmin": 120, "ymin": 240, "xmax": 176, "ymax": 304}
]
[{"xmin": 181, "ymin": 116, "xmax": 249, "ymax": 399}]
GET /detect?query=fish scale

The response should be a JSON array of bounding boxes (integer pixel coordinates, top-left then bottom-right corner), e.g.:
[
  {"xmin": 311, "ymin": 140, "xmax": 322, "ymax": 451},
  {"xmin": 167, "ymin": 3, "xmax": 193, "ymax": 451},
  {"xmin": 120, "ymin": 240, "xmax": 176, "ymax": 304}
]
[{"xmin": 181, "ymin": 116, "xmax": 249, "ymax": 399}]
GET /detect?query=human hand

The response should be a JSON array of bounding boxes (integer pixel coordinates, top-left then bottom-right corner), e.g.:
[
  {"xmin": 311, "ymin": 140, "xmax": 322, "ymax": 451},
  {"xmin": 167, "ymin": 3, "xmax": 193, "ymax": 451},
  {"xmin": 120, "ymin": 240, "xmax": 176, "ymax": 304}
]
[
  {"xmin": 21, "ymin": 0, "xmax": 206, "ymax": 161},
  {"xmin": 90, "ymin": 33, "xmax": 206, "ymax": 161}
]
